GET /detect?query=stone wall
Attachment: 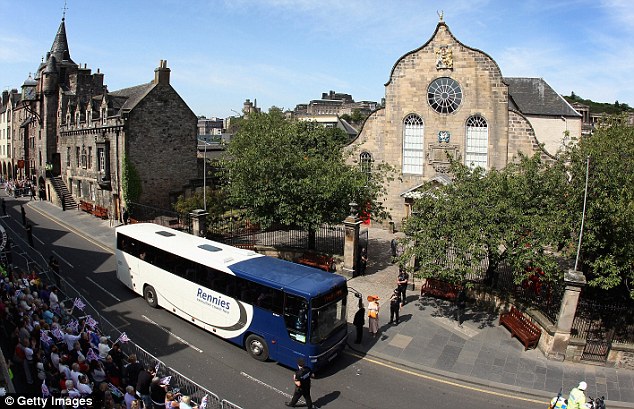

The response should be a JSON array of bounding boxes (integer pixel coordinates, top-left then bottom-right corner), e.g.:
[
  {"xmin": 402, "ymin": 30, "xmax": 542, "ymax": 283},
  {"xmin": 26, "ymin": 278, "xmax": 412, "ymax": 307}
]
[
  {"xmin": 350, "ymin": 23, "xmax": 509, "ymax": 224},
  {"xmin": 125, "ymin": 84, "xmax": 197, "ymax": 210}
]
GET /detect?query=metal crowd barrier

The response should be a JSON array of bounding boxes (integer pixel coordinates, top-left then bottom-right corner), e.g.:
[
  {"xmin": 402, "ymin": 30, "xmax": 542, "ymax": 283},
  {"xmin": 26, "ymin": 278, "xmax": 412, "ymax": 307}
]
[{"xmin": 3, "ymin": 224, "xmax": 243, "ymax": 409}]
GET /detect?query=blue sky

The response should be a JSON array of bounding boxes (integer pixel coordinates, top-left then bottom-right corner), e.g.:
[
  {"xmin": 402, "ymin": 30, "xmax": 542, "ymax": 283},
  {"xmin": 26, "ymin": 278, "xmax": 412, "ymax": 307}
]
[{"xmin": 1, "ymin": 0, "xmax": 633, "ymax": 118}]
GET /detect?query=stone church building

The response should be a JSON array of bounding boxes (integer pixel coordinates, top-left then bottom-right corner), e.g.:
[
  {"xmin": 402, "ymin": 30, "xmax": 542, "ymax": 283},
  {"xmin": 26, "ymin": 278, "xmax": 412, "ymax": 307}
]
[
  {"xmin": 348, "ymin": 19, "xmax": 581, "ymax": 226},
  {"xmin": 13, "ymin": 17, "xmax": 197, "ymax": 221}
]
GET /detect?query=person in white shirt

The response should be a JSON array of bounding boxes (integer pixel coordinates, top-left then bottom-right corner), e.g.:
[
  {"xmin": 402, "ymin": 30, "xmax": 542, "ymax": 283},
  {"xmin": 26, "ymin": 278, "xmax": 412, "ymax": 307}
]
[
  {"xmin": 98, "ymin": 336, "xmax": 111, "ymax": 359},
  {"xmin": 58, "ymin": 359, "xmax": 71, "ymax": 380},
  {"xmin": 70, "ymin": 363, "xmax": 82, "ymax": 388},
  {"xmin": 65, "ymin": 379, "xmax": 81, "ymax": 398},
  {"xmin": 49, "ymin": 288, "xmax": 59, "ymax": 310},
  {"xmin": 50, "ymin": 345, "xmax": 60, "ymax": 369},
  {"xmin": 63, "ymin": 328, "xmax": 81, "ymax": 352},
  {"xmin": 77, "ymin": 374, "xmax": 93, "ymax": 396}
]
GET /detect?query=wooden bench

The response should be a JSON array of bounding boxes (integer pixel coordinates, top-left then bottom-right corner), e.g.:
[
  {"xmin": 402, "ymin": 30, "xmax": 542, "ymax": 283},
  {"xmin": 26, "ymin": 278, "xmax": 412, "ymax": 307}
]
[
  {"xmin": 499, "ymin": 306, "xmax": 542, "ymax": 350},
  {"xmin": 79, "ymin": 200, "xmax": 93, "ymax": 213},
  {"xmin": 92, "ymin": 205, "xmax": 108, "ymax": 220},
  {"xmin": 295, "ymin": 253, "xmax": 336, "ymax": 272},
  {"xmin": 419, "ymin": 278, "xmax": 461, "ymax": 301}
]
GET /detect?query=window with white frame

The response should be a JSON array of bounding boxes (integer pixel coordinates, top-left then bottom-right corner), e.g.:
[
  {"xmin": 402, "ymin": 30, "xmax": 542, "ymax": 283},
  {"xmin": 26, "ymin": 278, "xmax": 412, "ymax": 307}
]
[
  {"xmin": 402, "ymin": 114, "xmax": 424, "ymax": 174},
  {"xmin": 465, "ymin": 115, "xmax": 488, "ymax": 169},
  {"xmin": 97, "ymin": 148, "xmax": 105, "ymax": 172}
]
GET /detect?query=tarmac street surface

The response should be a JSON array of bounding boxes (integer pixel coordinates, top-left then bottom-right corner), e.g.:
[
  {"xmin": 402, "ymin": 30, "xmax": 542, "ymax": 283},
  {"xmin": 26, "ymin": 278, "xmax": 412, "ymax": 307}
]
[{"xmin": 2, "ymin": 191, "xmax": 633, "ymax": 408}]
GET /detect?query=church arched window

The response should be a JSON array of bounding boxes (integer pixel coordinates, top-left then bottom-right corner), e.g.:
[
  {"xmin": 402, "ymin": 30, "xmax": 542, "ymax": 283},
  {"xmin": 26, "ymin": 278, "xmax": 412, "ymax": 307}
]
[
  {"xmin": 360, "ymin": 151, "xmax": 372, "ymax": 183},
  {"xmin": 402, "ymin": 114, "xmax": 424, "ymax": 174},
  {"xmin": 465, "ymin": 115, "xmax": 488, "ymax": 169}
]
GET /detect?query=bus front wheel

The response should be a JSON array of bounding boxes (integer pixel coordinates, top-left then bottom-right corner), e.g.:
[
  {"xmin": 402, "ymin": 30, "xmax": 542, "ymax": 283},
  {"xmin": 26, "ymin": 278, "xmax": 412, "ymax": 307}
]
[
  {"xmin": 246, "ymin": 334, "xmax": 269, "ymax": 361},
  {"xmin": 144, "ymin": 285, "xmax": 158, "ymax": 308}
]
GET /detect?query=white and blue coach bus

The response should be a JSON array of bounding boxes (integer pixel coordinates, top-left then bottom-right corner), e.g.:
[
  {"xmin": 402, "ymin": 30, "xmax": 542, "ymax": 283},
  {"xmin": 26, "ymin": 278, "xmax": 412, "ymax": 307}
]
[{"xmin": 115, "ymin": 223, "xmax": 348, "ymax": 370}]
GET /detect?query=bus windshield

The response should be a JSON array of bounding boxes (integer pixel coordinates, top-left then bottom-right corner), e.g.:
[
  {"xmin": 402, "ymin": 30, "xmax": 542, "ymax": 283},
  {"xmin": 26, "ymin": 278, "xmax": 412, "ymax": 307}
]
[{"xmin": 310, "ymin": 289, "xmax": 347, "ymax": 344}]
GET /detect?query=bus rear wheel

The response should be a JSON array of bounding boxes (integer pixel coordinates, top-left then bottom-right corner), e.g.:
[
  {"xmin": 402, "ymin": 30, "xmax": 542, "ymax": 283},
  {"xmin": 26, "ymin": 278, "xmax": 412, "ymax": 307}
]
[
  {"xmin": 144, "ymin": 285, "xmax": 158, "ymax": 308},
  {"xmin": 246, "ymin": 334, "xmax": 269, "ymax": 361}
]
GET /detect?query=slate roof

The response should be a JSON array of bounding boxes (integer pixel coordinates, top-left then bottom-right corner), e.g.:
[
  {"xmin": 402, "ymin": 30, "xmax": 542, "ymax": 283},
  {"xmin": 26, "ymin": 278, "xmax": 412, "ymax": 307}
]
[
  {"xmin": 108, "ymin": 82, "xmax": 154, "ymax": 113},
  {"xmin": 505, "ymin": 77, "xmax": 581, "ymax": 117},
  {"xmin": 50, "ymin": 18, "xmax": 74, "ymax": 64}
]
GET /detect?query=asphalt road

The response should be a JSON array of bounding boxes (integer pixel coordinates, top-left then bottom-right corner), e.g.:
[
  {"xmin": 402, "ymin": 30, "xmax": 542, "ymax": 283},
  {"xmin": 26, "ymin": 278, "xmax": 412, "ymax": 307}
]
[{"xmin": 2, "ymin": 196, "xmax": 547, "ymax": 409}]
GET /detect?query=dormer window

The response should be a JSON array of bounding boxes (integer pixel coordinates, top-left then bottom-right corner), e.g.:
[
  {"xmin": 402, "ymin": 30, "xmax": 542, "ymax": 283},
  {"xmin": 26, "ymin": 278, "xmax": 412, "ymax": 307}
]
[
  {"xmin": 101, "ymin": 108, "xmax": 107, "ymax": 125},
  {"xmin": 75, "ymin": 112, "xmax": 80, "ymax": 125}
]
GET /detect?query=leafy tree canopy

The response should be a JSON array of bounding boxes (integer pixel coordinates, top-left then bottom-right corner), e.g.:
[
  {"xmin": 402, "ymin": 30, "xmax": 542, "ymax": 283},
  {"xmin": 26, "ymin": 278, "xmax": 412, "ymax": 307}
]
[
  {"xmin": 402, "ymin": 154, "xmax": 569, "ymax": 287},
  {"xmin": 223, "ymin": 110, "xmax": 393, "ymax": 231},
  {"xmin": 563, "ymin": 115, "xmax": 634, "ymax": 298},
  {"xmin": 403, "ymin": 116, "xmax": 634, "ymax": 300}
]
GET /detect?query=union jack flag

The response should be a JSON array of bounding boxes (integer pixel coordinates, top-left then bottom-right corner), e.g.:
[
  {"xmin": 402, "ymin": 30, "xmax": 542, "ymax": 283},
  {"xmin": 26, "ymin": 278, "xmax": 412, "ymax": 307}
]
[
  {"xmin": 155, "ymin": 362, "xmax": 160, "ymax": 374},
  {"xmin": 40, "ymin": 330, "xmax": 52, "ymax": 344},
  {"xmin": 67, "ymin": 319, "xmax": 79, "ymax": 333},
  {"xmin": 159, "ymin": 376, "xmax": 171, "ymax": 386},
  {"xmin": 199, "ymin": 394, "xmax": 208, "ymax": 409},
  {"xmin": 114, "ymin": 332, "xmax": 130, "ymax": 344},
  {"xmin": 86, "ymin": 316, "xmax": 98, "ymax": 329},
  {"xmin": 41, "ymin": 381, "xmax": 50, "ymax": 398},
  {"xmin": 86, "ymin": 348, "xmax": 99, "ymax": 362},
  {"xmin": 73, "ymin": 297, "xmax": 86, "ymax": 311},
  {"xmin": 51, "ymin": 327, "xmax": 63, "ymax": 340}
]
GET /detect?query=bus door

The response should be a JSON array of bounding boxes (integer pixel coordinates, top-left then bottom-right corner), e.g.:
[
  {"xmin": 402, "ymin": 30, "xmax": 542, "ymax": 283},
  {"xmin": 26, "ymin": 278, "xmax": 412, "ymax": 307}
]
[{"xmin": 279, "ymin": 294, "xmax": 310, "ymax": 365}]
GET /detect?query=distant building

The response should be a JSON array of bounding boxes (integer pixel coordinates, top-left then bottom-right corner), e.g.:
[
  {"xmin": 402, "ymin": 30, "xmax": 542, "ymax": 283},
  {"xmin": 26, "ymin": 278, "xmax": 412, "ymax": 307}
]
[
  {"xmin": 9, "ymin": 16, "xmax": 197, "ymax": 220},
  {"xmin": 0, "ymin": 89, "xmax": 20, "ymax": 176},
  {"xmin": 347, "ymin": 19, "xmax": 582, "ymax": 225},
  {"xmin": 198, "ymin": 116, "xmax": 224, "ymax": 136},
  {"xmin": 293, "ymin": 90, "xmax": 378, "ymax": 118},
  {"xmin": 297, "ymin": 115, "xmax": 358, "ymax": 139}
]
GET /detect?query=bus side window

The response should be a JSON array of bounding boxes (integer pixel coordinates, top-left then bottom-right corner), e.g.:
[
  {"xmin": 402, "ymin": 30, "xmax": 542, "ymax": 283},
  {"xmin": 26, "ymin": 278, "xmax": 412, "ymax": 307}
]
[{"xmin": 284, "ymin": 295, "xmax": 308, "ymax": 341}]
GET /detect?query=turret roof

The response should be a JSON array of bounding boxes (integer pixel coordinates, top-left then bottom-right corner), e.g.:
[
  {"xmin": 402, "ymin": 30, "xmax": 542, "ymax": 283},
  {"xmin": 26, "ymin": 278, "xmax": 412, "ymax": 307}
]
[{"xmin": 50, "ymin": 18, "xmax": 75, "ymax": 65}]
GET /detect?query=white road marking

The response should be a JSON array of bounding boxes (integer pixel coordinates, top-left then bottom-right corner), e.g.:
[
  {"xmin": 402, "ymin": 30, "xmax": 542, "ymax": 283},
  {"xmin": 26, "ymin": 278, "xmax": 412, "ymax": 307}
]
[
  {"xmin": 52, "ymin": 250, "xmax": 74, "ymax": 269},
  {"xmin": 86, "ymin": 276, "xmax": 121, "ymax": 302},
  {"xmin": 141, "ymin": 314, "xmax": 204, "ymax": 353},
  {"xmin": 240, "ymin": 372, "xmax": 293, "ymax": 398},
  {"xmin": 240, "ymin": 372, "xmax": 315, "ymax": 407}
]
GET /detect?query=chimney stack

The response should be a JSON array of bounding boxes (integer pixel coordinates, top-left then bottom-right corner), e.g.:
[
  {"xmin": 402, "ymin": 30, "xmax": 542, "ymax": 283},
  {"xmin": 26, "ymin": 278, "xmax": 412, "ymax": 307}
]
[{"xmin": 154, "ymin": 59, "xmax": 170, "ymax": 85}]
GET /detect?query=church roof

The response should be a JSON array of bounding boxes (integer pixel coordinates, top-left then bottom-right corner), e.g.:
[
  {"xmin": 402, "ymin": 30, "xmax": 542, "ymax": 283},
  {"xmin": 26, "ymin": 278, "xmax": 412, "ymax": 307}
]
[
  {"xmin": 50, "ymin": 18, "xmax": 75, "ymax": 64},
  {"xmin": 505, "ymin": 77, "xmax": 581, "ymax": 117},
  {"xmin": 108, "ymin": 82, "xmax": 154, "ymax": 113}
]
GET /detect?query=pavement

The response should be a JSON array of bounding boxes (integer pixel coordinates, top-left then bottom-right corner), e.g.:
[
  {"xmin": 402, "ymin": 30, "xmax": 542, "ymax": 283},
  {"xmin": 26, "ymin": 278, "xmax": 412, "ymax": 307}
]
[{"xmin": 20, "ymin": 198, "xmax": 634, "ymax": 408}]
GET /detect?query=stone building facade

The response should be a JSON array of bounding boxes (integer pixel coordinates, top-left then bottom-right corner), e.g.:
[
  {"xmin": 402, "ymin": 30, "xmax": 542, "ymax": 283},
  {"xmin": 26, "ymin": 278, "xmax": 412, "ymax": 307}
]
[
  {"xmin": 9, "ymin": 17, "xmax": 197, "ymax": 220},
  {"xmin": 347, "ymin": 20, "xmax": 581, "ymax": 225}
]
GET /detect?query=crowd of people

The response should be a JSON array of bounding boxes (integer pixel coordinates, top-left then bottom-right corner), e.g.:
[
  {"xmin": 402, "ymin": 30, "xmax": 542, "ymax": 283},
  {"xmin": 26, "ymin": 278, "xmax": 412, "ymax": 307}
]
[
  {"xmin": 0, "ymin": 242, "xmax": 197, "ymax": 408},
  {"xmin": 3, "ymin": 177, "xmax": 39, "ymax": 200}
]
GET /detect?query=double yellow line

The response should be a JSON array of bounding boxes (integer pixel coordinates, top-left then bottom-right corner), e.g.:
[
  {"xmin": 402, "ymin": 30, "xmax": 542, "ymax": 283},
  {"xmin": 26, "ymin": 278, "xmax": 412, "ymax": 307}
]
[{"xmin": 345, "ymin": 350, "xmax": 546, "ymax": 405}]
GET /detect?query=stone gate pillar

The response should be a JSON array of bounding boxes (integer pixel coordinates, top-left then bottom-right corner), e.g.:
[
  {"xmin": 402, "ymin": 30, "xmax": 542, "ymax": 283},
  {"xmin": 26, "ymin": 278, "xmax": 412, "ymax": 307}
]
[
  {"xmin": 342, "ymin": 202, "xmax": 361, "ymax": 279},
  {"xmin": 190, "ymin": 209, "xmax": 209, "ymax": 237},
  {"xmin": 546, "ymin": 269, "xmax": 586, "ymax": 361}
]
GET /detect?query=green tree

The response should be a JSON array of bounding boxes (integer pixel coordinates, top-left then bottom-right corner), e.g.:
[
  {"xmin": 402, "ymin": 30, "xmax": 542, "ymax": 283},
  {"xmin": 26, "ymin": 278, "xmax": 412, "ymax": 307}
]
[
  {"xmin": 402, "ymin": 154, "xmax": 568, "ymax": 286},
  {"xmin": 173, "ymin": 188, "xmax": 228, "ymax": 221},
  {"xmin": 563, "ymin": 115, "xmax": 634, "ymax": 298},
  {"xmin": 223, "ymin": 111, "xmax": 393, "ymax": 239},
  {"xmin": 350, "ymin": 109, "xmax": 364, "ymax": 123}
]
